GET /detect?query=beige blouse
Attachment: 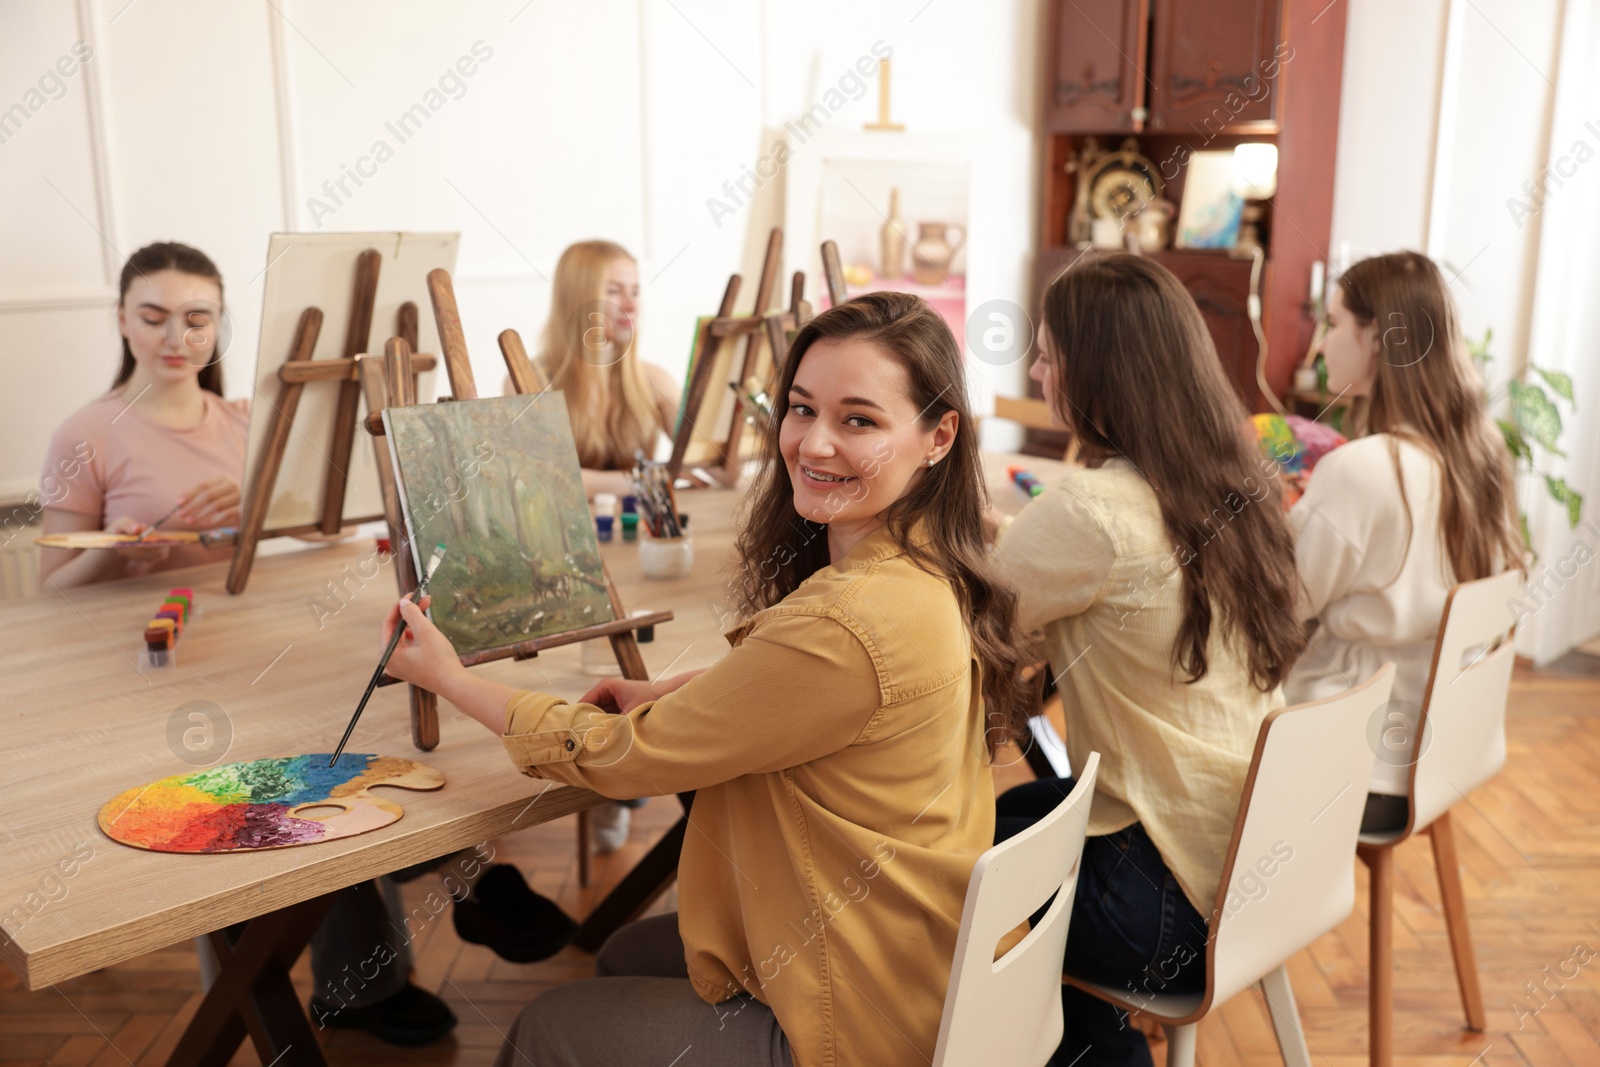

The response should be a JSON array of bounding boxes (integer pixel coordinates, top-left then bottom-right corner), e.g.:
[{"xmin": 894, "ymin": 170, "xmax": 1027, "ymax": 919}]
[
  {"xmin": 993, "ymin": 458, "xmax": 1284, "ymax": 914},
  {"xmin": 500, "ymin": 523, "xmax": 1003, "ymax": 1067}
]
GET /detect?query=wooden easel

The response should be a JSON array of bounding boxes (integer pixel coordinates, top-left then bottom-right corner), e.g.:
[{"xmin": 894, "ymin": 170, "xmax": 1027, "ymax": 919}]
[
  {"xmin": 357, "ymin": 268, "xmax": 671, "ymax": 755},
  {"xmin": 666, "ymin": 228, "xmax": 813, "ymax": 480},
  {"xmin": 227, "ymin": 249, "xmax": 438, "ymax": 594}
]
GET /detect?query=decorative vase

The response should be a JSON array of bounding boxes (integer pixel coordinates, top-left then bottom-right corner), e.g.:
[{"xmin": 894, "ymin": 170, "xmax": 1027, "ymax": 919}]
[
  {"xmin": 880, "ymin": 188, "xmax": 907, "ymax": 278},
  {"xmin": 911, "ymin": 221, "xmax": 965, "ymax": 285}
]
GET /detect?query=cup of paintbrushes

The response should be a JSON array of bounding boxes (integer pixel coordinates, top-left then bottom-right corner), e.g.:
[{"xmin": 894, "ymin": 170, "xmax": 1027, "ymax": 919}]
[{"xmin": 639, "ymin": 529, "xmax": 694, "ymax": 580}]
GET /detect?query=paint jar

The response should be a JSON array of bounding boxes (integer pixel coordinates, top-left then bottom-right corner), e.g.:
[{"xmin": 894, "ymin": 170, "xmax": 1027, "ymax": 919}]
[
  {"xmin": 631, "ymin": 608, "xmax": 656, "ymax": 643},
  {"xmin": 596, "ymin": 515, "xmax": 615, "ymax": 543},
  {"xmin": 593, "ymin": 493, "xmax": 618, "ymax": 519},
  {"xmin": 581, "ymin": 638, "xmax": 622, "ymax": 677},
  {"xmin": 621, "ymin": 513, "xmax": 639, "ymax": 542},
  {"xmin": 640, "ymin": 533, "xmax": 694, "ymax": 580}
]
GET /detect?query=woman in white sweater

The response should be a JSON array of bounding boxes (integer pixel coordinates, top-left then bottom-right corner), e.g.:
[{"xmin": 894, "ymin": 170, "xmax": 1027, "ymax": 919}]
[{"xmin": 1286, "ymin": 251, "xmax": 1524, "ymax": 830}]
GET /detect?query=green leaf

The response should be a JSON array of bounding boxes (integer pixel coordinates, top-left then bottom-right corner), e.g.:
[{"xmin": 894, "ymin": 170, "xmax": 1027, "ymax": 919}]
[
  {"xmin": 1466, "ymin": 328, "xmax": 1494, "ymax": 371},
  {"xmin": 1509, "ymin": 380, "xmax": 1566, "ymax": 457},
  {"xmin": 1497, "ymin": 419, "xmax": 1532, "ymax": 465},
  {"xmin": 1543, "ymin": 474, "xmax": 1585, "ymax": 528},
  {"xmin": 1531, "ymin": 365, "xmax": 1575, "ymax": 405}
]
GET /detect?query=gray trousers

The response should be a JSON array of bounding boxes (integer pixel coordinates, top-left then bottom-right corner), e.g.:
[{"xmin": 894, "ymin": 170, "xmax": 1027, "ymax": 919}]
[{"xmin": 494, "ymin": 913, "xmax": 793, "ymax": 1067}]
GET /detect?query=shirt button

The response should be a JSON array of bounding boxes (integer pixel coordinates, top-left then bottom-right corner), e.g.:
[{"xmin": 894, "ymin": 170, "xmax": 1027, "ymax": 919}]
[{"xmin": 565, "ymin": 739, "xmax": 576, "ymax": 752}]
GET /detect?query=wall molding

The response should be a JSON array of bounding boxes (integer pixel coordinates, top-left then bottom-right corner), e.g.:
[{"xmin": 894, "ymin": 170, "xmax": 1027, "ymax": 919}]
[
  {"xmin": 78, "ymin": 0, "xmax": 124, "ymax": 284},
  {"xmin": 0, "ymin": 286, "xmax": 118, "ymax": 313}
]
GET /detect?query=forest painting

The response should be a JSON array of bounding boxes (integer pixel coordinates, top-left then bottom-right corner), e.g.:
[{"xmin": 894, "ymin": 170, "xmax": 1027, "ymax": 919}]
[{"xmin": 383, "ymin": 394, "xmax": 614, "ymax": 655}]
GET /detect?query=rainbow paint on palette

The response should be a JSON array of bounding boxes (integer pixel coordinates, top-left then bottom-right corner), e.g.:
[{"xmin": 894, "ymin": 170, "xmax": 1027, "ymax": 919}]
[{"xmin": 98, "ymin": 754, "xmax": 443, "ymax": 854}]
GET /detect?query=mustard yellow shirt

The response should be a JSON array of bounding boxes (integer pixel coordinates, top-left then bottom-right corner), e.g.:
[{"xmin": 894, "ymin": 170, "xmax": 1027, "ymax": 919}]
[
  {"xmin": 993, "ymin": 459, "xmax": 1284, "ymax": 914},
  {"xmin": 501, "ymin": 523, "xmax": 993, "ymax": 1067}
]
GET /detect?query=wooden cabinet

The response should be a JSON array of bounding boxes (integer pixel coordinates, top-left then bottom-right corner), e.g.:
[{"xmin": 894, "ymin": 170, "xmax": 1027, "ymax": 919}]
[
  {"xmin": 1046, "ymin": 0, "xmax": 1284, "ymax": 135},
  {"xmin": 1047, "ymin": 0, "xmax": 1149, "ymax": 134},
  {"xmin": 1148, "ymin": 0, "xmax": 1284, "ymax": 132},
  {"xmin": 1036, "ymin": 247, "xmax": 1259, "ymax": 411},
  {"xmin": 1032, "ymin": 0, "xmax": 1347, "ymax": 430}
]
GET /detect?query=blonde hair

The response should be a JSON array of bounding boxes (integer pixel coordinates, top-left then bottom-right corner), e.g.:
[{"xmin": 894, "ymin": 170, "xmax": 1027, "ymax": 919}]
[{"xmin": 538, "ymin": 240, "xmax": 665, "ymax": 469}]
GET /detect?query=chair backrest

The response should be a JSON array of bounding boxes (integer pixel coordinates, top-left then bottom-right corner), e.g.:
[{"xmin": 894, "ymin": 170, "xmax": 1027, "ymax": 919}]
[
  {"xmin": 1409, "ymin": 569, "xmax": 1521, "ymax": 834},
  {"xmin": 1205, "ymin": 666, "xmax": 1394, "ymax": 1009},
  {"xmin": 932, "ymin": 753, "xmax": 1099, "ymax": 1067}
]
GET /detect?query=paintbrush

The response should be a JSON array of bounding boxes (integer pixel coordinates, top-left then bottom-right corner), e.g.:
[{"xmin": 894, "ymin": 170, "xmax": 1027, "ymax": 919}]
[
  {"xmin": 137, "ymin": 499, "xmax": 186, "ymax": 541},
  {"xmin": 329, "ymin": 542, "xmax": 447, "ymax": 767}
]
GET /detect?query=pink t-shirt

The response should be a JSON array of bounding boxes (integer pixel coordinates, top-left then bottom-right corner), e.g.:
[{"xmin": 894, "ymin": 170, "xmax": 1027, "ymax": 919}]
[{"xmin": 41, "ymin": 389, "xmax": 250, "ymax": 577}]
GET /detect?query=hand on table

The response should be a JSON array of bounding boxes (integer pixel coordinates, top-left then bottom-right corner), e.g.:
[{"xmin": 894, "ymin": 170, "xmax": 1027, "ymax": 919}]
[
  {"xmin": 175, "ymin": 477, "xmax": 241, "ymax": 529},
  {"xmin": 579, "ymin": 677, "xmax": 665, "ymax": 715},
  {"xmin": 381, "ymin": 595, "xmax": 465, "ymax": 693},
  {"xmin": 107, "ymin": 516, "xmax": 172, "ymax": 562}
]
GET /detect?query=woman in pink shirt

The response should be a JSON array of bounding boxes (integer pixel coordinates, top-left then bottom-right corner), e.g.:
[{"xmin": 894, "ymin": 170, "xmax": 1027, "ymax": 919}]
[{"xmin": 39, "ymin": 242, "xmax": 248, "ymax": 589}]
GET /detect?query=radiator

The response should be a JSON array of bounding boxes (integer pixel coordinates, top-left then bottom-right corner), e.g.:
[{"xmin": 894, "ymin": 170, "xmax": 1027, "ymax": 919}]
[{"xmin": 0, "ymin": 534, "xmax": 40, "ymax": 601}]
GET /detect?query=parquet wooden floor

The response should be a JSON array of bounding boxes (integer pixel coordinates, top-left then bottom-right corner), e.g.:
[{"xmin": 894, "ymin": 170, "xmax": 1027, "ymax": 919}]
[{"xmin": 4, "ymin": 655, "xmax": 1597, "ymax": 1065}]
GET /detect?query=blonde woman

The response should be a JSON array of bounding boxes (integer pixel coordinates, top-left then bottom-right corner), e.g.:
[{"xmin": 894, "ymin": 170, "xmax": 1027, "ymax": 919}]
[{"xmin": 538, "ymin": 240, "xmax": 679, "ymax": 499}]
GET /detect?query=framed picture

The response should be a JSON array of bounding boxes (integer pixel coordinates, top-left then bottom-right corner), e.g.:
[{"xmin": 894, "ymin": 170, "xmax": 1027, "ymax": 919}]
[
  {"xmin": 782, "ymin": 131, "xmax": 975, "ymax": 345},
  {"xmin": 1174, "ymin": 151, "xmax": 1245, "ymax": 249}
]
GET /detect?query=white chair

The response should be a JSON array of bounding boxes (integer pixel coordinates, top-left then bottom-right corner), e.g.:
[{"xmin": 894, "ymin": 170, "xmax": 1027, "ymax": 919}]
[
  {"xmin": 1357, "ymin": 570, "xmax": 1521, "ymax": 1066},
  {"xmin": 933, "ymin": 753, "xmax": 1100, "ymax": 1067},
  {"xmin": 1065, "ymin": 665, "xmax": 1396, "ymax": 1067}
]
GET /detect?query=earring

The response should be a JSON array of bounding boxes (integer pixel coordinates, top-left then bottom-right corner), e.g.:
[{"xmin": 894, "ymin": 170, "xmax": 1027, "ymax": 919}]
[{"xmin": 927, "ymin": 457, "xmax": 937, "ymax": 467}]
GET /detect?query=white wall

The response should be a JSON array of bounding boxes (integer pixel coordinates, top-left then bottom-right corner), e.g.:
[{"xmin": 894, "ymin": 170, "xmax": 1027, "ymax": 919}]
[{"xmin": 0, "ymin": 0, "xmax": 1040, "ymax": 504}]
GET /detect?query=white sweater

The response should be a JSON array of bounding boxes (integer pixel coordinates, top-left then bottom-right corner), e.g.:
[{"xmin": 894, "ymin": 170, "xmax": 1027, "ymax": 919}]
[{"xmin": 1283, "ymin": 432, "xmax": 1454, "ymax": 795}]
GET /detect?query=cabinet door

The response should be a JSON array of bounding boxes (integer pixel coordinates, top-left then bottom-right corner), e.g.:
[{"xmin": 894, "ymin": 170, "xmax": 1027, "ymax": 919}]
[
  {"xmin": 1153, "ymin": 252, "xmax": 1259, "ymax": 408},
  {"xmin": 1148, "ymin": 0, "xmax": 1283, "ymax": 134},
  {"xmin": 1048, "ymin": 0, "xmax": 1149, "ymax": 134}
]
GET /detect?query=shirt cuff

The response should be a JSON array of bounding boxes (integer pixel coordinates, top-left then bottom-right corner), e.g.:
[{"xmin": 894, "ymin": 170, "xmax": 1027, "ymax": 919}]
[{"xmin": 500, "ymin": 691, "xmax": 585, "ymax": 773}]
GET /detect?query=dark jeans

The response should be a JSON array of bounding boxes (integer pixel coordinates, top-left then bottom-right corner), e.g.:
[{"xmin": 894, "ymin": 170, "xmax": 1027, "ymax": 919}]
[{"xmin": 997, "ymin": 778, "xmax": 1209, "ymax": 1067}]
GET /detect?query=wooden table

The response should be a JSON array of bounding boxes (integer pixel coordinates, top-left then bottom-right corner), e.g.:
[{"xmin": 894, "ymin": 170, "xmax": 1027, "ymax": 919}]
[
  {"xmin": 0, "ymin": 486, "xmax": 744, "ymax": 1065},
  {"xmin": 0, "ymin": 454, "xmax": 1056, "ymax": 1064}
]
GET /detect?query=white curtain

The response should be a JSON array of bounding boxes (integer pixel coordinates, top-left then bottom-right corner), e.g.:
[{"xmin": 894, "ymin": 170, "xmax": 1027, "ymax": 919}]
[{"xmin": 1518, "ymin": 0, "xmax": 1600, "ymax": 663}]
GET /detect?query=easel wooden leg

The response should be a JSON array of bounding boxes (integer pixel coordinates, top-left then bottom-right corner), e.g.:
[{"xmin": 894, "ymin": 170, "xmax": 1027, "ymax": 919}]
[
  {"xmin": 410, "ymin": 685, "xmax": 439, "ymax": 752},
  {"xmin": 166, "ymin": 893, "xmax": 335, "ymax": 1067},
  {"xmin": 1429, "ymin": 811, "xmax": 1487, "ymax": 1031},
  {"xmin": 1360, "ymin": 844, "xmax": 1394, "ymax": 1067},
  {"xmin": 228, "ymin": 308, "xmax": 323, "ymax": 595},
  {"xmin": 321, "ymin": 250, "xmax": 381, "ymax": 535}
]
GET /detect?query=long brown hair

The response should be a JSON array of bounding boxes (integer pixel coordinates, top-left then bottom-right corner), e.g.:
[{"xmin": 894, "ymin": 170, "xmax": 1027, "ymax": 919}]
[
  {"xmin": 538, "ymin": 240, "xmax": 663, "ymax": 469},
  {"xmin": 1040, "ymin": 254, "xmax": 1304, "ymax": 690},
  {"xmin": 733, "ymin": 292, "xmax": 1034, "ymax": 754},
  {"xmin": 111, "ymin": 242, "xmax": 226, "ymax": 396},
  {"xmin": 1337, "ymin": 252, "xmax": 1525, "ymax": 581}
]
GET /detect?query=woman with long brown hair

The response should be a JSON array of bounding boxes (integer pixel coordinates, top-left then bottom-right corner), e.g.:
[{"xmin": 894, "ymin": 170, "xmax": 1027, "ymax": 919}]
[
  {"xmin": 1287, "ymin": 251, "xmax": 1523, "ymax": 830},
  {"xmin": 380, "ymin": 291, "xmax": 1032, "ymax": 1066},
  {"xmin": 991, "ymin": 253, "xmax": 1306, "ymax": 1066}
]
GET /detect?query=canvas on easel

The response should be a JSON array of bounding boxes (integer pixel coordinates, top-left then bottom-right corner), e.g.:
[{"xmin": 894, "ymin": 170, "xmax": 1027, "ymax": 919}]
[
  {"xmin": 228, "ymin": 232, "xmax": 458, "ymax": 593},
  {"xmin": 383, "ymin": 394, "xmax": 615, "ymax": 656},
  {"xmin": 667, "ymin": 228, "xmax": 812, "ymax": 480},
  {"xmin": 357, "ymin": 268, "xmax": 669, "ymax": 752}
]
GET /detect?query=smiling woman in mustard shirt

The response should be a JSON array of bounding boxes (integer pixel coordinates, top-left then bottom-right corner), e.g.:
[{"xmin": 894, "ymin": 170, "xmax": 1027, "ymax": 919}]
[{"xmin": 379, "ymin": 292, "xmax": 1031, "ymax": 1067}]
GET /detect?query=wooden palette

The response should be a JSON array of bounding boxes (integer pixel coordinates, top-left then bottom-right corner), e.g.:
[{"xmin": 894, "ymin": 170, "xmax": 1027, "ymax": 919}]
[
  {"xmin": 37, "ymin": 531, "xmax": 205, "ymax": 549},
  {"xmin": 98, "ymin": 754, "xmax": 444, "ymax": 854}
]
